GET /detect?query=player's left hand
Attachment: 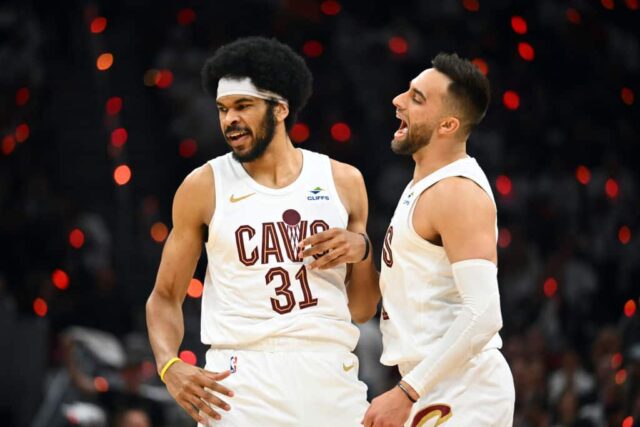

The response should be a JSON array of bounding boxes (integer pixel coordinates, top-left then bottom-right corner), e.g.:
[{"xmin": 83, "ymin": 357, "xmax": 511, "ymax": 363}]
[
  {"xmin": 361, "ymin": 385, "xmax": 414, "ymax": 427},
  {"xmin": 298, "ymin": 228, "xmax": 367, "ymax": 269}
]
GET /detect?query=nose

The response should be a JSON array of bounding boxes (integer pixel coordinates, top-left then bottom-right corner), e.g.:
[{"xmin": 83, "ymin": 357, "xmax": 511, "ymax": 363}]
[
  {"xmin": 392, "ymin": 92, "xmax": 405, "ymax": 110},
  {"xmin": 222, "ymin": 109, "xmax": 241, "ymax": 129}
]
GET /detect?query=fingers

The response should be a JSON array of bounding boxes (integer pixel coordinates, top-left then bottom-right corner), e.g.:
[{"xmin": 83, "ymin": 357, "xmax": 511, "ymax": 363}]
[
  {"xmin": 201, "ymin": 370, "xmax": 234, "ymax": 397},
  {"xmin": 186, "ymin": 394, "xmax": 222, "ymax": 423},
  {"xmin": 298, "ymin": 228, "xmax": 339, "ymax": 250},
  {"xmin": 307, "ymin": 247, "xmax": 346, "ymax": 270},
  {"xmin": 190, "ymin": 383, "xmax": 230, "ymax": 412}
]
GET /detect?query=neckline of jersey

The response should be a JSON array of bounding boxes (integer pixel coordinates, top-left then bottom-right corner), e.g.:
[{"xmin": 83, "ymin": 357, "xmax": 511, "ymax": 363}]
[{"xmin": 233, "ymin": 148, "xmax": 308, "ymax": 195}]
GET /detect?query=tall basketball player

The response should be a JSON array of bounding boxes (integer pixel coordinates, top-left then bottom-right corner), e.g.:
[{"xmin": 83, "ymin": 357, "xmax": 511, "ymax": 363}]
[
  {"xmin": 303, "ymin": 53, "xmax": 515, "ymax": 427},
  {"xmin": 145, "ymin": 37, "xmax": 378, "ymax": 426}
]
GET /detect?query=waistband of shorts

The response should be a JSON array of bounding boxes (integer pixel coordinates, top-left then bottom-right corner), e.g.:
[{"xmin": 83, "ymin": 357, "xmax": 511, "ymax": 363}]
[
  {"xmin": 398, "ymin": 346, "xmax": 501, "ymax": 377},
  {"xmin": 211, "ymin": 336, "xmax": 352, "ymax": 353}
]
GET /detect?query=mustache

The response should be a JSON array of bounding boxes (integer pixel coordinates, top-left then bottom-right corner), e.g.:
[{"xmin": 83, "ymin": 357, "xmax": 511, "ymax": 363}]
[{"xmin": 225, "ymin": 125, "xmax": 251, "ymax": 135}]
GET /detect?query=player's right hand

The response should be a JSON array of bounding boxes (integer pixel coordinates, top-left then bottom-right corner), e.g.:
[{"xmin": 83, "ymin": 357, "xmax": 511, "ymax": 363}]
[{"xmin": 163, "ymin": 360, "xmax": 234, "ymax": 424}]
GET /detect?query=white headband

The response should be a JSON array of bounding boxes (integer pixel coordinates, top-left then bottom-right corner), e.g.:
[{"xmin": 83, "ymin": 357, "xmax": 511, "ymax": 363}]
[{"xmin": 216, "ymin": 76, "xmax": 288, "ymax": 105}]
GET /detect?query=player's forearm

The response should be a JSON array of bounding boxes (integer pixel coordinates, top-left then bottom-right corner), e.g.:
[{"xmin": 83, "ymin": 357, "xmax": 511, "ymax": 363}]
[
  {"xmin": 347, "ymin": 256, "xmax": 381, "ymax": 323},
  {"xmin": 146, "ymin": 290, "xmax": 186, "ymax": 373}
]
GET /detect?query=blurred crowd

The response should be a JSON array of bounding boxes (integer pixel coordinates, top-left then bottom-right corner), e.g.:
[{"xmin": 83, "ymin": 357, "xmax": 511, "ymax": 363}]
[{"xmin": 1, "ymin": 1, "xmax": 638, "ymax": 426}]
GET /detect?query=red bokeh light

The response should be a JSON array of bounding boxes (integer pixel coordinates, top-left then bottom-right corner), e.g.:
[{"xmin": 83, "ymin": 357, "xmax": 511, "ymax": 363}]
[
  {"xmin": 52, "ymin": 269, "xmax": 70, "ymax": 290},
  {"xmin": 331, "ymin": 123, "xmax": 351, "ymax": 142},
  {"xmin": 290, "ymin": 123, "xmax": 310, "ymax": 143},
  {"xmin": 518, "ymin": 42, "xmax": 535, "ymax": 61},
  {"xmin": 114, "ymin": 165, "xmax": 132, "ymax": 186},
  {"xmin": 111, "ymin": 128, "xmax": 128, "ymax": 147},
  {"xmin": 566, "ymin": 8, "xmax": 582, "ymax": 24},
  {"xmin": 69, "ymin": 228, "xmax": 85, "ymax": 249},
  {"xmin": 498, "ymin": 228, "xmax": 512, "ymax": 248},
  {"xmin": 388, "ymin": 37, "xmax": 408, "ymax": 55},
  {"xmin": 2, "ymin": 135, "xmax": 16, "ymax": 155},
  {"xmin": 611, "ymin": 353, "xmax": 623, "ymax": 369},
  {"xmin": 179, "ymin": 139, "xmax": 197, "ymax": 158},
  {"xmin": 615, "ymin": 369, "xmax": 627, "ymax": 385},
  {"xmin": 15, "ymin": 123, "xmax": 30, "ymax": 143},
  {"xmin": 576, "ymin": 165, "xmax": 591, "ymax": 185},
  {"xmin": 619, "ymin": 226, "xmax": 632, "ymax": 245},
  {"xmin": 96, "ymin": 53, "xmax": 114, "ymax": 71},
  {"xmin": 543, "ymin": 278, "xmax": 558, "ymax": 297},
  {"xmin": 605, "ymin": 178, "xmax": 619, "ymax": 198},
  {"xmin": 303, "ymin": 40, "xmax": 324, "ymax": 58},
  {"xmin": 503, "ymin": 91, "xmax": 520, "ymax": 110},
  {"xmin": 33, "ymin": 298, "xmax": 48, "ymax": 317},
  {"xmin": 471, "ymin": 58, "xmax": 489, "ymax": 75},
  {"xmin": 16, "ymin": 87, "xmax": 30, "ymax": 106},
  {"xmin": 623, "ymin": 416, "xmax": 634, "ymax": 427},
  {"xmin": 90, "ymin": 17, "xmax": 107, "ymax": 34},
  {"xmin": 320, "ymin": 0, "xmax": 341, "ymax": 15},
  {"xmin": 187, "ymin": 278, "xmax": 204, "ymax": 298},
  {"xmin": 625, "ymin": 299, "xmax": 637, "ymax": 317},
  {"xmin": 621, "ymin": 88, "xmax": 634, "ymax": 105},
  {"xmin": 94, "ymin": 376, "xmax": 109, "ymax": 392},
  {"xmin": 496, "ymin": 175, "xmax": 512, "ymax": 196},
  {"xmin": 601, "ymin": 0, "xmax": 615, "ymax": 10},
  {"xmin": 177, "ymin": 8, "xmax": 196, "ymax": 26},
  {"xmin": 179, "ymin": 350, "xmax": 197, "ymax": 365},
  {"xmin": 463, "ymin": 0, "xmax": 480, "ymax": 12},
  {"xmin": 155, "ymin": 70, "xmax": 174, "ymax": 89},
  {"xmin": 511, "ymin": 16, "xmax": 528, "ymax": 34},
  {"xmin": 150, "ymin": 222, "xmax": 169, "ymax": 243},
  {"xmin": 106, "ymin": 97, "xmax": 122, "ymax": 115},
  {"xmin": 626, "ymin": 0, "xmax": 639, "ymax": 10}
]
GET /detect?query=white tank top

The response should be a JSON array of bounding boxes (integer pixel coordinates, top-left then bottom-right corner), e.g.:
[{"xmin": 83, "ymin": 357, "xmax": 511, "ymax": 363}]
[
  {"xmin": 201, "ymin": 149, "xmax": 359, "ymax": 351},
  {"xmin": 379, "ymin": 157, "xmax": 502, "ymax": 366}
]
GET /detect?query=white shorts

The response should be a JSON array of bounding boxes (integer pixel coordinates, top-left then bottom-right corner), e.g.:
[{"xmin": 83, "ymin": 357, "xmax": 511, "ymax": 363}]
[
  {"xmin": 198, "ymin": 344, "xmax": 369, "ymax": 427},
  {"xmin": 400, "ymin": 349, "xmax": 514, "ymax": 427}
]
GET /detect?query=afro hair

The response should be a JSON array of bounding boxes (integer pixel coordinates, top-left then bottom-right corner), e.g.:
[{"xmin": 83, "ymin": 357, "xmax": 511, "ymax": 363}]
[{"xmin": 202, "ymin": 37, "xmax": 313, "ymax": 130}]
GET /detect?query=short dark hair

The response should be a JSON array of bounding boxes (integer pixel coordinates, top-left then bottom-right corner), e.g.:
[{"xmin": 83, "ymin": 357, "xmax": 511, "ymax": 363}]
[
  {"xmin": 202, "ymin": 37, "xmax": 313, "ymax": 130},
  {"xmin": 431, "ymin": 52, "xmax": 490, "ymax": 132}
]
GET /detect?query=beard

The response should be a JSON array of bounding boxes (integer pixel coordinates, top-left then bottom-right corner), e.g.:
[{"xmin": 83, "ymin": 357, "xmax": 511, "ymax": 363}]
[
  {"xmin": 226, "ymin": 104, "xmax": 277, "ymax": 163},
  {"xmin": 391, "ymin": 120, "xmax": 434, "ymax": 155}
]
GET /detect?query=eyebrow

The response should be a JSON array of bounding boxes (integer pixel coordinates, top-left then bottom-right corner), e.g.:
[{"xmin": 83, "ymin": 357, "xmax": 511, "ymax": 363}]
[{"xmin": 216, "ymin": 97, "xmax": 256, "ymax": 107}]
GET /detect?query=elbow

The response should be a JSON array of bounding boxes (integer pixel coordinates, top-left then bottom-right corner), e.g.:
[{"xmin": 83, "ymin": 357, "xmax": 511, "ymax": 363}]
[{"xmin": 349, "ymin": 304, "xmax": 378, "ymax": 324}]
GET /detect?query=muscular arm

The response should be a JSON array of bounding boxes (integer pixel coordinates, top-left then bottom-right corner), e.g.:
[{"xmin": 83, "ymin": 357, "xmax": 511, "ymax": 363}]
[
  {"xmin": 146, "ymin": 165, "xmax": 214, "ymax": 373},
  {"xmin": 332, "ymin": 161, "xmax": 381, "ymax": 323},
  {"xmin": 401, "ymin": 177, "xmax": 502, "ymax": 397}
]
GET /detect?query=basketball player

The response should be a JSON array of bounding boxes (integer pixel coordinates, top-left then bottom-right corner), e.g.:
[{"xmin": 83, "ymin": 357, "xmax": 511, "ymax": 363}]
[
  {"xmin": 145, "ymin": 37, "xmax": 378, "ymax": 426},
  {"xmin": 303, "ymin": 53, "xmax": 515, "ymax": 426}
]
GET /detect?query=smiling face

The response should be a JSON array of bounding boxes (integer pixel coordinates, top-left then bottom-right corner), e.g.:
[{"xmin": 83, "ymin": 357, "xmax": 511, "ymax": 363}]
[
  {"xmin": 391, "ymin": 68, "xmax": 454, "ymax": 155},
  {"xmin": 217, "ymin": 95, "xmax": 278, "ymax": 162}
]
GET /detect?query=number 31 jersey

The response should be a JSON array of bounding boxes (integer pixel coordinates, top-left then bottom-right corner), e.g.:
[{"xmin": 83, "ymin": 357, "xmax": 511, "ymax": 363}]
[{"xmin": 201, "ymin": 149, "xmax": 359, "ymax": 351}]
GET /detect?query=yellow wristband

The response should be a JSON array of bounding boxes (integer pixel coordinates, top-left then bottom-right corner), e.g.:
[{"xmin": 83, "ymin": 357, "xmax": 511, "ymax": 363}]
[{"xmin": 160, "ymin": 357, "xmax": 182, "ymax": 383}]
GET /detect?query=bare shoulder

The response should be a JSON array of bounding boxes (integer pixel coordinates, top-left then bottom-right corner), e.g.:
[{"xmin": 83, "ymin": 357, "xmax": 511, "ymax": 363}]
[
  {"xmin": 330, "ymin": 158, "xmax": 364, "ymax": 187},
  {"xmin": 428, "ymin": 176, "xmax": 495, "ymax": 217},
  {"xmin": 329, "ymin": 159, "xmax": 367, "ymax": 216},
  {"xmin": 173, "ymin": 163, "xmax": 215, "ymax": 226}
]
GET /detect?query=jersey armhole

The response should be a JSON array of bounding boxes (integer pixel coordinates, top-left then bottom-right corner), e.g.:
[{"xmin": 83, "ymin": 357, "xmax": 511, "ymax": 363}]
[
  {"xmin": 325, "ymin": 156, "xmax": 350, "ymax": 228},
  {"xmin": 206, "ymin": 158, "xmax": 225, "ymax": 248}
]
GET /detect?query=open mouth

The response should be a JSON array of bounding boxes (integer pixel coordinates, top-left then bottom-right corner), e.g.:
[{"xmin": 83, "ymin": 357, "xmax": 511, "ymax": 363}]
[
  {"xmin": 394, "ymin": 118, "xmax": 408, "ymax": 138},
  {"xmin": 226, "ymin": 130, "xmax": 251, "ymax": 142}
]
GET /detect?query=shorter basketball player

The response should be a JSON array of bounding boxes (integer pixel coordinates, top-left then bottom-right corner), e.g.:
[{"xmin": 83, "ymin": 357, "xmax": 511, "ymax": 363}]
[
  {"xmin": 145, "ymin": 37, "xmax": 378, "ymax": 426},
  {"xmin": 303, "ymin": 53, "xmax": 515, "ymax": 427}
]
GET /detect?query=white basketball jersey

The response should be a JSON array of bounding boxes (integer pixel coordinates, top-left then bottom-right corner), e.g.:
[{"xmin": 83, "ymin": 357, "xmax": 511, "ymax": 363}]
[
  {"xmin": 379, "ymin": 157, "xmax": 502, "ymax": 366},
  {"xmin": 201, "ymin": 149, "xmax": 359, "ymax": 351}
]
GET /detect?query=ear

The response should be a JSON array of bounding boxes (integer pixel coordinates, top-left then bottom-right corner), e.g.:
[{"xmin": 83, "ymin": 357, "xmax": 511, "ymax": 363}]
[
  {"xmin": 274, "ymin": 102, "xmax": 290, "ymax": 123},
  {"xmin": 438, "ymin": 116, "xmax": 460, "ymax": 136}
]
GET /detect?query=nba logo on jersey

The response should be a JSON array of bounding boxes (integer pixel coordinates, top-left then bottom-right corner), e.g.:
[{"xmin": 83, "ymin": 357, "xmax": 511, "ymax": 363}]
[{"xmin": 229, "ymin": 355, "xmax": 238, "ymax": 373}]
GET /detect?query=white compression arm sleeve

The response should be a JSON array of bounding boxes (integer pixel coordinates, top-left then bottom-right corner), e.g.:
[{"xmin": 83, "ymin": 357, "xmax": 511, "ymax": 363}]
[{"xmin": 402, "ymin": 259, "xmax": 503, "ymax": 397}]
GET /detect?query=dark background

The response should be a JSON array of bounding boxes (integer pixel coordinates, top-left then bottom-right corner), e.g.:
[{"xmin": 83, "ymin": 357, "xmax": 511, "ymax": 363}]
[{"xmin": 1, "ymin": 0, "xmax": 639, "ymax": 426}]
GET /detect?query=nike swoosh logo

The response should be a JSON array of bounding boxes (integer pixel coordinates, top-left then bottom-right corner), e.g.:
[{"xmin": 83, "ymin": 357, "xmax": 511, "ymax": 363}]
[
  {"xmin": 229, "ymin": 192, "xmax": 256, "ymax": 203},
  {"xmin": 342, "ymin": 363, "xmax": 355, "ymax": 372}
]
